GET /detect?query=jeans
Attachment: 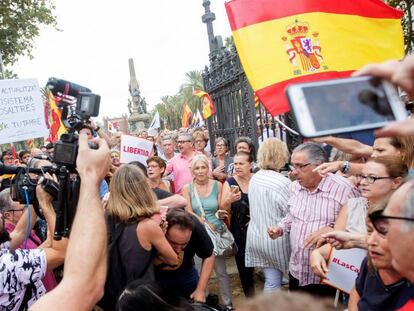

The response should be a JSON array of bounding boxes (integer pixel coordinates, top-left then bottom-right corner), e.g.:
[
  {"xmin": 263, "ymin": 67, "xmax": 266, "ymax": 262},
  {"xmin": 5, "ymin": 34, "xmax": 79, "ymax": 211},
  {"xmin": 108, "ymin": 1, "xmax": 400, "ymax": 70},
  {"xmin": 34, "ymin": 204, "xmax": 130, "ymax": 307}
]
[
  {"xmin": 263, "ymin": 268, "xmax": 283, "ymax": 293},
  {"xmin": 214, "ymin": 255, "xmax": 233, "ymax": 306}
]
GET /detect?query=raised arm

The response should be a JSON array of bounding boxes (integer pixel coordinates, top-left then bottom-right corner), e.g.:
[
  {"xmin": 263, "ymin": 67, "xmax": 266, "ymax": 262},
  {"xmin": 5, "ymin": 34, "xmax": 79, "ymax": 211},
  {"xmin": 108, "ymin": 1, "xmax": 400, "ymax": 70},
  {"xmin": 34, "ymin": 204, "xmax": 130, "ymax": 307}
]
[
  {"xmin": 9, "ymin": 205, "xmax": 37, "ymax": 251},
  {"xmin": 312, "ymin": 136, "xmax": 373, "ymax": 158},
  {"xmin": 220, "ymin": 181, "xmax": 241, "ymax": 211},
  {"xmin": 158, "ymin": 193, "xmax": 186, "ymax": 208},
  {"xmin": 139, "ymin": 219, "xmax": 178, "ymax": 266},
  {"xmin": 32, "ymin": 133, "xmax": 111, "ymax": 311}
]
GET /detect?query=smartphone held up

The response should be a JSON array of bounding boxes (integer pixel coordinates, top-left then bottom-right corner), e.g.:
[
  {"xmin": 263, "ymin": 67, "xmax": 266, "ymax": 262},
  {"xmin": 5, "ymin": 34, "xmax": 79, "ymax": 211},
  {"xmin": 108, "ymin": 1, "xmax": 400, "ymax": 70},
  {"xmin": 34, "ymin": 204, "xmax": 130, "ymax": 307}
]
[{"xmin": 286, "ymin": 76, "xmax": 408, "ymax": 138}]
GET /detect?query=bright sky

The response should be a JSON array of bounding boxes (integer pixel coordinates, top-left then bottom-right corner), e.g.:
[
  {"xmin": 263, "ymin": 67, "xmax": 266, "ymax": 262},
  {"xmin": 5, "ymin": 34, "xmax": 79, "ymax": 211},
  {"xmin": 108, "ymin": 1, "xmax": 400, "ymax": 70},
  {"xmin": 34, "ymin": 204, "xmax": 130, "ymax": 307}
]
[{"xmin": 14, "ymin": 0, "xmax": 231, "ymax": 120}]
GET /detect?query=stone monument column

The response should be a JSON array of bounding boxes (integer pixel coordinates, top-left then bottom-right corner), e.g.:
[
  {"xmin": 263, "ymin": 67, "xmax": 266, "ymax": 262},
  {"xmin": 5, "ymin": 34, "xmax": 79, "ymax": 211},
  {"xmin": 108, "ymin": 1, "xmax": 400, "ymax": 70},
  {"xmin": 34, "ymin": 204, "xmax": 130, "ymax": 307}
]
[{"xmin": 127, "ymin": 58, "xmax": 150, "ymax": 132}]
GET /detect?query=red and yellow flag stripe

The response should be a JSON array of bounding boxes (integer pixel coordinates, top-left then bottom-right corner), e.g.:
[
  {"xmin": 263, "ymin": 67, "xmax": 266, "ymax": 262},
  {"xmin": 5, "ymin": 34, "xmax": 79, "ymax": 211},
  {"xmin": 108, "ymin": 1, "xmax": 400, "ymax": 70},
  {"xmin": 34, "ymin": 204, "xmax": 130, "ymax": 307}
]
[
  {"xmin": 181, "ymin": 103, "xmax": 192, "ymax": 128},
  {"xmin": 226, "ymin": 0, "xmax": 404, "ymax": 116},
  {"xmin": 193, "ymin": 89, "xmax": 216, "ymax": 119}
]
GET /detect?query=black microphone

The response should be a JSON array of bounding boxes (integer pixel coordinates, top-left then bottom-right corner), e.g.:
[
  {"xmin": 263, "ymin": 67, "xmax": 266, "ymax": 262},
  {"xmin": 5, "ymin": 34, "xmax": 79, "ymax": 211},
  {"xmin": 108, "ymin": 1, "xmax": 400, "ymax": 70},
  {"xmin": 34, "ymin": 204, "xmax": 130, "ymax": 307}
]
[{"xmin": 46, "ymin": 77, "xmax": 91, "ymax": 97}]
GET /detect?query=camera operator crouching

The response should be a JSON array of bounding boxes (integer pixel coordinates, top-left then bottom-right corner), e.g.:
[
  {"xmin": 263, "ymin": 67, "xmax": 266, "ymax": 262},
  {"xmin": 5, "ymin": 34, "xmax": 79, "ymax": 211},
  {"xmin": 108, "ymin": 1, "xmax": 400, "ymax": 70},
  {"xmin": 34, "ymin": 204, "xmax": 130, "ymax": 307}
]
[{"xmin": 0, "ymin": 173, "xmax": 67, "ymax": 310}]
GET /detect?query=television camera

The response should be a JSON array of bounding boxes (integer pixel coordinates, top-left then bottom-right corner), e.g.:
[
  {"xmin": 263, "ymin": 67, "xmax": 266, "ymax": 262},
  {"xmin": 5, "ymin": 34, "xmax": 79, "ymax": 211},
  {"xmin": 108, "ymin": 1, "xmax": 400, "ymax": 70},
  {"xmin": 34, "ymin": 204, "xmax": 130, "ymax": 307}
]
[{"xmin": 7, "ymin": 78, "xmax": 101, "ymax": 240}]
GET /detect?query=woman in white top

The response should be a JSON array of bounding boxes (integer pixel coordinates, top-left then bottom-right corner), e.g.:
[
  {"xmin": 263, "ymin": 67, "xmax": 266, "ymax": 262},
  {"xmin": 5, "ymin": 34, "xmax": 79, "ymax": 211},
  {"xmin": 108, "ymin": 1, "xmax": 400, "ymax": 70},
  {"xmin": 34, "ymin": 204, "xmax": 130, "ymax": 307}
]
[
  {"xmin": 310, "ymin": 155, "xmax": 407, "ymax": 278},
  {"xmin": 245, "ymin": 138, "xmax": 291, "ymax": 292}
]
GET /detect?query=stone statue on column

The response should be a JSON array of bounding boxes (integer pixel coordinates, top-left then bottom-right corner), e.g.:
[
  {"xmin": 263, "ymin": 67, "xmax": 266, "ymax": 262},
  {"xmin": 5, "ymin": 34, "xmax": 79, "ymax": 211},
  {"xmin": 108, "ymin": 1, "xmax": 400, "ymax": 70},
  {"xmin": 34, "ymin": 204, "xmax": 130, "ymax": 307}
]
[{"xmin": 127, "ymin": 58, "xmax": 150, "ymax": 131}]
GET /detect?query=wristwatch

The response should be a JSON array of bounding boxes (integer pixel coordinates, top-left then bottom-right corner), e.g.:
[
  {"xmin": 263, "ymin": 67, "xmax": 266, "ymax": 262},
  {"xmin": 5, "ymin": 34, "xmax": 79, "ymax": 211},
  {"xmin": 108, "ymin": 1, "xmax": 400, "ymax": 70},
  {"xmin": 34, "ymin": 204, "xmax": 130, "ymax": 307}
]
[
  {"xmin": 340, "ymin": 161, "xmax": 350, "ymax": 174},
  {"xmin": 95, "ymin": 126, "xmax": 100, "ymax": 132}
]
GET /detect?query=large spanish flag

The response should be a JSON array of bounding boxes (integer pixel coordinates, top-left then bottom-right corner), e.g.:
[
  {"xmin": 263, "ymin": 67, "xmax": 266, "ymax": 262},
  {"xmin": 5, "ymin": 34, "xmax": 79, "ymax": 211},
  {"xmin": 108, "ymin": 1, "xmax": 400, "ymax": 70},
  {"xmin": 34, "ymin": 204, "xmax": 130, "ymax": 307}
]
[{"xmin": 226, "ymin": 0, "xmax": 404, "ymax": 116}]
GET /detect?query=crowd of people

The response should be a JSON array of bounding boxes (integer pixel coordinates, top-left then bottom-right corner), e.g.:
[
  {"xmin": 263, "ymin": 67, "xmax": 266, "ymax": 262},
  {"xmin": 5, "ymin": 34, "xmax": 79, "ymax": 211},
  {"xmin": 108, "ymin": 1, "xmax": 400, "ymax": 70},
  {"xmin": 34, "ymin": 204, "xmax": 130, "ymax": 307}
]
[{"xmin": 1, "ymin": 57, "xmax": 414, "ymax": 311}]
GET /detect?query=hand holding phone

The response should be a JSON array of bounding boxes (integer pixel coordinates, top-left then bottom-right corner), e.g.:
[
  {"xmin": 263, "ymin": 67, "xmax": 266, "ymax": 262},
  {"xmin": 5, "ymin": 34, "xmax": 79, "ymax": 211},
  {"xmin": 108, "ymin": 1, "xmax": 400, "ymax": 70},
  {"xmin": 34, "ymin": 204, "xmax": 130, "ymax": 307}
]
[{"xmin": 286, "ymin": 76, "xmax": 407, "ymax": 137}]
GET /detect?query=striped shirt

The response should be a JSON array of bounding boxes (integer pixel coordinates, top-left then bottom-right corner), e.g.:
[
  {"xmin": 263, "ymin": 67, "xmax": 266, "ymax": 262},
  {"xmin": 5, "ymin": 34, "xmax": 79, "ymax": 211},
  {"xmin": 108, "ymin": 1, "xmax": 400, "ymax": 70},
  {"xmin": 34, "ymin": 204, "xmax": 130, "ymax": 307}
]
[
  {"xmin": 280, "ymin": 173, "xmax": 360, "ymax": 286},
  {"xmin": 245, "ymin": 170, "xmax": 291, "ymax": 272}
]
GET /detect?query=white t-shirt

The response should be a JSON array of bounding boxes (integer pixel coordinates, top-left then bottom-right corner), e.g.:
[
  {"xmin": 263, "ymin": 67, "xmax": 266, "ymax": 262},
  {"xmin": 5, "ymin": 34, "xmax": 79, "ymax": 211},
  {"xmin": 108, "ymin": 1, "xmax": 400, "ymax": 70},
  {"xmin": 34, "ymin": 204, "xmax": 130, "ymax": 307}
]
[{"xmin": 0, "ymin": 242, "xmax": 47, "ymax": 311}]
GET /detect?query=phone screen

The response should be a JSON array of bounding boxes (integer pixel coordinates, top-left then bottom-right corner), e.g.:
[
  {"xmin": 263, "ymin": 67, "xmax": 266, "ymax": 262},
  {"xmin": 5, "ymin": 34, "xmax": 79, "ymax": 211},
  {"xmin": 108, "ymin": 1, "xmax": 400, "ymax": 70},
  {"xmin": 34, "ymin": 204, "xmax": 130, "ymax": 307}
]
[{"xmin": 302, "ymin": 78, "xmax": 396, "ymax": 131}]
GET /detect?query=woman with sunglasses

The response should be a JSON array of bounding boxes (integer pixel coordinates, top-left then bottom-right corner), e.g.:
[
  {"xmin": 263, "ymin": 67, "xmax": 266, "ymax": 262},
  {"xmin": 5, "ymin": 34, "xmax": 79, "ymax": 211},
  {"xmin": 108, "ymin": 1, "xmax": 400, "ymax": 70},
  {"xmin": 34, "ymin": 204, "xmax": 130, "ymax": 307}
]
[
  {"xmin": 310, "ymin": 155, "xmax": 407, "ymax": 279},
  {"xmin": 347, "ymin": 207, "xmax": 414, "ymax": 311}
]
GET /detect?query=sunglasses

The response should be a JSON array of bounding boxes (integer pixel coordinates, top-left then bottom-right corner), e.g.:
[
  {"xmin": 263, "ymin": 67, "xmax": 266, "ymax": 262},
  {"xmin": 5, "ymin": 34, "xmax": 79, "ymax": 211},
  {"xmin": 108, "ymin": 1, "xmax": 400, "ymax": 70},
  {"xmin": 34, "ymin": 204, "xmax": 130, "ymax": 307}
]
[{"xmin": 369, "ymin": 210, "xmax": 414, "ymax": 235}]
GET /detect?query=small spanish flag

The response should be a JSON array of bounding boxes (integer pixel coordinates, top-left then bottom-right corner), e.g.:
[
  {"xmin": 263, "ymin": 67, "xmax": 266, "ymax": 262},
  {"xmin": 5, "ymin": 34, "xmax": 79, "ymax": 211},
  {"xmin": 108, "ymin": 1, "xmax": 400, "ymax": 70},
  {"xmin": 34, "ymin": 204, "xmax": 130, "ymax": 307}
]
[
  {"xmin": 226, "ymin": 0, "xmax": 404, "ymax": 116},
  {"xmin": 181, "ymin": 103, "xmax": 192, "ymax": 128},
  {"xmin": 193, "ymin": 90, "xmax": 215, "ymax": 119},
  {"xmin": 47, "ymin": 90, "xmax": 66, "ymax": 142}
]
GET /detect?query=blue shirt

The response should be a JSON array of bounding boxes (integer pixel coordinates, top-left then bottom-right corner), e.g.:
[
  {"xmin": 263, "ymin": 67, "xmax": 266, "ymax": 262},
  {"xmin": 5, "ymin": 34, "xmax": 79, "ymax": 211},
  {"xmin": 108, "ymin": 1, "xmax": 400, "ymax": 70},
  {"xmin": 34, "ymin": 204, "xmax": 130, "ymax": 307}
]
[{"xmin": 99, "ymin": 180, "xmax": 109, "ymax": 199}]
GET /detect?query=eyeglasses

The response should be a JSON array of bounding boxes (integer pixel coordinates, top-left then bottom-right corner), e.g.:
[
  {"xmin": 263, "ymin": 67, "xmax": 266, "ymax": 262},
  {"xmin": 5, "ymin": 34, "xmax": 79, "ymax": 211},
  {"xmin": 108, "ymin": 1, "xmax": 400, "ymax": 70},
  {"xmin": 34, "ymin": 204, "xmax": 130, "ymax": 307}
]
[
  {"xmin": 9, "ymin": 208, "xmax": 25, "ymax": 213},
  {"xmin": 289, "ymin": 163, "xmax": 311, "ymax": 170},
  {"xmin": 215, "ymin": 144, "xmax": 226, "ymax": 147},
  {"xmin": 369, "ymin": 211, "xmax": 414, "ymax": 236},
  {"xmin": 357, "ymin": 175, "xmax": 394, "ymax": 184},
  {"xmin": 177, "ymin": 140, "xmax": 191, "ymax": 144}
]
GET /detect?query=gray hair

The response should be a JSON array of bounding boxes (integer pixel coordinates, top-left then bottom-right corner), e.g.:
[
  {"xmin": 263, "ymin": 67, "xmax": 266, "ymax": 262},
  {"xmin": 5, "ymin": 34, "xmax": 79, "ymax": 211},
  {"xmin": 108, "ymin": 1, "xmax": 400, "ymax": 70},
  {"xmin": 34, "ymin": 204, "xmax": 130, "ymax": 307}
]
[
  {"xmin": 293, "ymin": 142, "xmax": 328, "ymax": 165},
  {"xmin": 0, "ymin": 189, "xmax": 13, "ymax": 214},
  {"xmin": 162, "ymin": 135, "xmax": 175, "ymax": 142},
  {"xmin": 178, "ymin": 133, "xmax": 193, "ymax": 142}
]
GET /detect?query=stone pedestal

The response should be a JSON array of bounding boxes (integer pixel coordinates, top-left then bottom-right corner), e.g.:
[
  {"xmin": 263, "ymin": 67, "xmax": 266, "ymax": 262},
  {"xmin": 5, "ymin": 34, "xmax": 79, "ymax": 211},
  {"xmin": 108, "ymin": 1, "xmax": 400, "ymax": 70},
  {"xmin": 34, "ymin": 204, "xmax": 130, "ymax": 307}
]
[{"xmin": 128, "ymin": 112, "xmax": 151, "ymax": 132}]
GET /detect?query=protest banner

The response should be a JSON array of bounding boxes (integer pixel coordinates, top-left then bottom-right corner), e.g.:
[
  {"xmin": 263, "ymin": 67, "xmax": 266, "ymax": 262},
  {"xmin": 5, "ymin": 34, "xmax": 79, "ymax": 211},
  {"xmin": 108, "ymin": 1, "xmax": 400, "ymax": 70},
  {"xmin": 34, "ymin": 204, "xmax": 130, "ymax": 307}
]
[
  {"xmin": 322, "ymin": 247, "xmax": 367, "ymax": 293},
  {"xmin": 0, "ymin": 79, "xmax": 49, "ymax": 144},
  {"xmin": 120, "ymin": 135, "xmax": 154, "ymax": 165}
]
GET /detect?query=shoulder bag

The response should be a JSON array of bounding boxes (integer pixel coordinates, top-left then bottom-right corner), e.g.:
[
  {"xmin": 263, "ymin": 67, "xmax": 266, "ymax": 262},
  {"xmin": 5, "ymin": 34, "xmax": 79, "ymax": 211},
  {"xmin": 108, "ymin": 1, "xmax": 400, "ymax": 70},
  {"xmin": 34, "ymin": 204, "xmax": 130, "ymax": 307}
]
[{"xmin": 192, "ymin": 182, "xmax": 238, "ymax": 257}]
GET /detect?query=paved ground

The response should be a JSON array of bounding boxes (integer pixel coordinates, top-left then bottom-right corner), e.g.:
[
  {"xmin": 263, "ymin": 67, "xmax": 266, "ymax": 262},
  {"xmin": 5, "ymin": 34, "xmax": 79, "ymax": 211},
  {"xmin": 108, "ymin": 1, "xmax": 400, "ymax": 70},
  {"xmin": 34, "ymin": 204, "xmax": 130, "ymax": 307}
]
[{"xmin": 207, "ymin": 256, "xmax": 265, "ymax": 308}]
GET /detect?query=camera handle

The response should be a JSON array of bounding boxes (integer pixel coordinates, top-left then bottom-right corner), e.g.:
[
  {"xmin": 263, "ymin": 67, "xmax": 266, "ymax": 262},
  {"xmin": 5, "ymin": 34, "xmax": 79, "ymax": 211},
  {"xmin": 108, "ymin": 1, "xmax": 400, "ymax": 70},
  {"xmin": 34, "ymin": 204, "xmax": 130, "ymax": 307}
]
[
  {"xmin": 54, "ymin": 166, "xmax": 70, "ymax": 240},
  {"xmin": 63, "ymin": 175, "xmax": 80, "ymax": 237}
]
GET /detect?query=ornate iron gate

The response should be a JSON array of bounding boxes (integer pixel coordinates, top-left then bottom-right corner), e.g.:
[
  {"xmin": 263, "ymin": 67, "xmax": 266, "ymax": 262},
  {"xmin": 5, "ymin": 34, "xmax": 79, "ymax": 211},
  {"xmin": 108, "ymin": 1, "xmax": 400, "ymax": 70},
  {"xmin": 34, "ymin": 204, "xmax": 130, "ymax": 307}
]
[{"xmin": 202, "ymin": 46, "xmax": 257, "ymax": 154}]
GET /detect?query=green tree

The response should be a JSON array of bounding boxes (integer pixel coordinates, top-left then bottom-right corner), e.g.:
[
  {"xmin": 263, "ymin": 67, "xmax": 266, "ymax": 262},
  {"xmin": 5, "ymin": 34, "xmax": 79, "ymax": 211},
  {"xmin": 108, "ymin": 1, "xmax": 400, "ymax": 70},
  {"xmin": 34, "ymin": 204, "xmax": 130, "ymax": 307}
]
[
  {"xmin": 179, "ymin": 70, "xmax": 204, "ymax": 113},
  {"xmin": 385, "ymin": 1, "xmax": 413, "ymax": 54},
  {"xmin": 155, "ymin": 70, "xmax": 205, "ymax": 130},
  {"xmin": 0, "ymin": 0, "xmax": 58, "ymax": 71}
]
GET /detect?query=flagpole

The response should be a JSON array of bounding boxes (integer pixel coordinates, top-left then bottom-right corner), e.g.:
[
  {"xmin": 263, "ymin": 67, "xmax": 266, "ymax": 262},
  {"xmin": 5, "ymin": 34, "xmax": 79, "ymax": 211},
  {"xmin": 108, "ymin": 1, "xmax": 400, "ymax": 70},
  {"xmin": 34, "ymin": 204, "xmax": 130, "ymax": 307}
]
[{"xmin": 273, "ymin": 118, "xmax": 300, "ymax": 136}]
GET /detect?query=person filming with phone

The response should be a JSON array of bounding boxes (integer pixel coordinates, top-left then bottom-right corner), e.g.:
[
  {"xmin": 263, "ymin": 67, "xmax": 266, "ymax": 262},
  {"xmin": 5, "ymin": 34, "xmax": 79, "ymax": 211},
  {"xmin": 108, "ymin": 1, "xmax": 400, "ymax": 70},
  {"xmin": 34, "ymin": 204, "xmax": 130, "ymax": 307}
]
[{"xmin": 221, "ymin": 151, "xmax": 255, "ymax": 297}]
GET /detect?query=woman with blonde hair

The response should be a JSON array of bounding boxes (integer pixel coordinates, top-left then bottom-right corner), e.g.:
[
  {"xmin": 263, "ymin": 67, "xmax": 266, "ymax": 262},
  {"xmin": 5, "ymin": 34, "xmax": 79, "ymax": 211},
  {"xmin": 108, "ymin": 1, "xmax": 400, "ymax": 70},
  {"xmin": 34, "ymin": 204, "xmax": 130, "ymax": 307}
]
[
  {"xmin": 182, "ymin": 154, "xmax": 233, "ymax": 309},
  {"xmin": 245, "ymin": 138, "xmax": 291, "ymax": 292},
  {"xmin": 102, "ymin": 164, "xmax": 179, "ymax": 309}
]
